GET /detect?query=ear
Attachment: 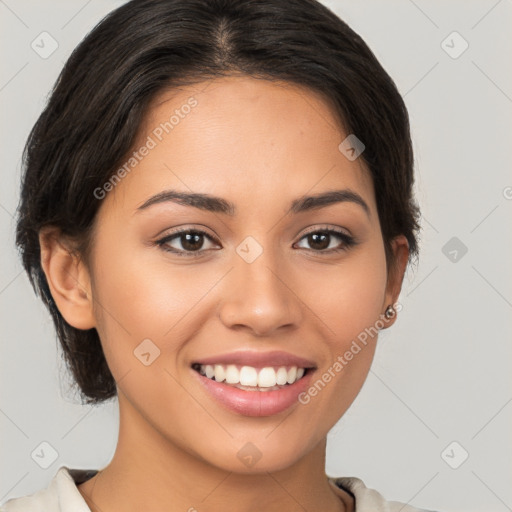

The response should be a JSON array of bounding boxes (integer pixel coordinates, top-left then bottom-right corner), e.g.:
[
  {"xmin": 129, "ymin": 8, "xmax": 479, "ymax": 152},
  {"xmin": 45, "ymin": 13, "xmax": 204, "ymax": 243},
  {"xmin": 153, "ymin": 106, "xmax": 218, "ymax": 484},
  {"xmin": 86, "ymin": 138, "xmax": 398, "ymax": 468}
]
[
  {"xmin": 381, "ymin": 235, "xmax": 409, "ymax": 328},
  {"xmin": 39, "ymin": 227, "xmax": 96, "ymax": 330}
]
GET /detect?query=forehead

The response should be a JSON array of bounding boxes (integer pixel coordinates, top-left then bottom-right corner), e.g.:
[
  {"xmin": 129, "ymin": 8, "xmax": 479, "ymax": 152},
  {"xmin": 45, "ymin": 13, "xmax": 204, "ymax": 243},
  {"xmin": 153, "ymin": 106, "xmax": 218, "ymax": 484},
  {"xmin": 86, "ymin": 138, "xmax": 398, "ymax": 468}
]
[{"xmin": 103, "ymin": 75, "xmax": 375, "ymax": 215}]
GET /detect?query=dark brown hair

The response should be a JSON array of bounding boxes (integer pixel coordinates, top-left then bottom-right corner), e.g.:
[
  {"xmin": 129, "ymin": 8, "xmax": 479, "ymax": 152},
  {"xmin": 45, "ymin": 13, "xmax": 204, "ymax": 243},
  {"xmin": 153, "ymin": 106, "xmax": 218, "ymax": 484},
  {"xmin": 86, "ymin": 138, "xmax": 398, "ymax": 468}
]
[{"xmin": 16, "ymin": 0, "xmax": 421, "ymax": 404}]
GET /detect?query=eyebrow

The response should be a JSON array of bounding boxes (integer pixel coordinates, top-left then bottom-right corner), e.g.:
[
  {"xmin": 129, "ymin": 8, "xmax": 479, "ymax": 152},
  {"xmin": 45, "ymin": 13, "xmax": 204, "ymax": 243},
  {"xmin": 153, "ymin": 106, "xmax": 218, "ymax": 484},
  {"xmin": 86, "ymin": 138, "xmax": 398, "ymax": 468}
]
[{"xmin": 136, "ymin": 188, "xmax": 370, "ymax": 218}]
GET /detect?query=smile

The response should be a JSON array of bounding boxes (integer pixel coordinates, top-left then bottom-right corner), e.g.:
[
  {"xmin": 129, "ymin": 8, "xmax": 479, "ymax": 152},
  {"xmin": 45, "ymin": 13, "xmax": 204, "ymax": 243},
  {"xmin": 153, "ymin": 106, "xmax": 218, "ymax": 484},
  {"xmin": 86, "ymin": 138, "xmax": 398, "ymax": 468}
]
[{"xmin": 192, "ymin": 363, "xmax": 307, "ymax": 390}]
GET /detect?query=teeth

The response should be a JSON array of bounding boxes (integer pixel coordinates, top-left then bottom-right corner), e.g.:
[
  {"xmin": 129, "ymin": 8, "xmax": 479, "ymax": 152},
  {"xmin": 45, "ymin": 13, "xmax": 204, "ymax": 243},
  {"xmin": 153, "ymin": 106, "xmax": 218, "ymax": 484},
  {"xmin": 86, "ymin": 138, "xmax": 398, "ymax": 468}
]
[
  {"xmin": 258, "ymin": 367, "xmax": 276, "ymax": 387},
  {"xmin": 214, "ymin": 364, "xmax": 225, "ymax": 382},
  {"xmin": 225, "ymin": 364, "xmax": 239, "ymax": 384},
  {"xmin": 276, "ymin": 367, "xmax": 288, "ymax": 385},
  {"xmin": 204, "ymin": 365, "xmax": 215, "ymax": 379},
  {"xmin": 197, "ymin": 364, "xmax": 307, "ymax": 387},
  {"xmin": 287, "ymin": 366, "xmax": 297, "ymax": 384},
  {"xmin": 240, "ymin": 366, "xmax": 258, "ymax": 386}
]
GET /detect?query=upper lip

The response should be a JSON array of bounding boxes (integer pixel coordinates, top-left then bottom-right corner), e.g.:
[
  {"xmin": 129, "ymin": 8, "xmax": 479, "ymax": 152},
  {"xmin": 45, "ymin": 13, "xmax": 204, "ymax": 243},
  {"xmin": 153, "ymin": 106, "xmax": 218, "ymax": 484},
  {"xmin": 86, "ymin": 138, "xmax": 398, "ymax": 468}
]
[{"xmin": 192, "ymin": 350, "xmax": 317, "ymax": 369}]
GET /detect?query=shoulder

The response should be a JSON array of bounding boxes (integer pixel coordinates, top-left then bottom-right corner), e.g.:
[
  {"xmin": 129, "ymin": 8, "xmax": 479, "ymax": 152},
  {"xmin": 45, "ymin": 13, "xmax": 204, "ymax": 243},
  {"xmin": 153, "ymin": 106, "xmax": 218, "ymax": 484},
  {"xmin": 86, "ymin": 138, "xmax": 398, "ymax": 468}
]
[
  {"xmin": 0, "ymin": 466, "xmax": 96, "ymax": 512},
  {"xmin": 330, "ymin": 475, "xmax": 440, "ymax": 512}
]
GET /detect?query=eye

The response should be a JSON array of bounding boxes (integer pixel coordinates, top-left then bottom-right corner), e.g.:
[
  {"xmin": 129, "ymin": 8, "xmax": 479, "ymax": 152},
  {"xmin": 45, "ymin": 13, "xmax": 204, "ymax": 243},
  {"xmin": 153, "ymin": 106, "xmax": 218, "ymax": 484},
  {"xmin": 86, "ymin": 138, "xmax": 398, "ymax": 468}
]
[
  {"xmin": 156, "ymin": 226, "xmax": 356, "ymax": 257},
  {"xmin": 294, "ymin": 228, "xmax": 356, "ymax": 253},
  {"xmin": 156, "ymin": 228, "xmax": 220, "ymax": 256}
]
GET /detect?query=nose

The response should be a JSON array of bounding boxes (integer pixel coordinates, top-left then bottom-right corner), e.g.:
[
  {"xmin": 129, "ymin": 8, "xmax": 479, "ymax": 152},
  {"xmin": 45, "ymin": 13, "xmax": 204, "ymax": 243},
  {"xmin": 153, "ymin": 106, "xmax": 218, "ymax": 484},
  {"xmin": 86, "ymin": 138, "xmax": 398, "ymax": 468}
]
[{"xmin": 217, "ymin": 249, "xmax": 303, "ymax": 337}]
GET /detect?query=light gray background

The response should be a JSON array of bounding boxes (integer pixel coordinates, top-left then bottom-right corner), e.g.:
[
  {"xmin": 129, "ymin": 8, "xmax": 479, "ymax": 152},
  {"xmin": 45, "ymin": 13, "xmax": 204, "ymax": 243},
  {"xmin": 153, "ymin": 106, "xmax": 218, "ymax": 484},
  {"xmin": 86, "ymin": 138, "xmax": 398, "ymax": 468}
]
[{"xmin": 1, "ymin": 1, "xmax": 511, "ymax": 511}]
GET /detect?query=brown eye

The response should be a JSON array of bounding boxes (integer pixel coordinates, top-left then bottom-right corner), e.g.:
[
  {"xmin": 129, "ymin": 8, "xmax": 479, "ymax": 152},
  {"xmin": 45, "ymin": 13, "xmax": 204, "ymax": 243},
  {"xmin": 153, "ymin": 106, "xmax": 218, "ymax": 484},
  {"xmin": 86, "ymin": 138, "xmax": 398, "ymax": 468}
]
[
  {"xmin": 157, "ymin": 229, "xmax": 220, "ymax": 256},
  {"xmin": 306, "ymin": 232, "xmax": 330, "ymax": 250},
  {"xmin": 179, "ymin": 232, "xmax": 205, "ymax": 251},
  {"xmin": 295, "ymin": 229, "xmax": 355, "ymax": 253}
]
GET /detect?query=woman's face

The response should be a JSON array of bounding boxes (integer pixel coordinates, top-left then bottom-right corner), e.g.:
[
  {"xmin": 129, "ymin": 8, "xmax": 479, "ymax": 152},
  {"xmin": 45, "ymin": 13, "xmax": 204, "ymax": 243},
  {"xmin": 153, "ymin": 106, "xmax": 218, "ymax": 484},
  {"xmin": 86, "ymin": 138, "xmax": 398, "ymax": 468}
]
[{"xmin": 82, "ymin": 76, "xmax": 407, "ymax": 473}]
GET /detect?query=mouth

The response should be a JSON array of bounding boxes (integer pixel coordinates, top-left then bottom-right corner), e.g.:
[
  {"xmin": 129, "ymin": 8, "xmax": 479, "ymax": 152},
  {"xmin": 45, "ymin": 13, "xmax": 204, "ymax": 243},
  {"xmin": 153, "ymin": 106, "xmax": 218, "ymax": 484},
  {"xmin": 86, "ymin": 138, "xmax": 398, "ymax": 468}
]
[
  {"xmin": 191, "ymin": 362, "xmax": 313, "ymax": 392},
  {"xmin": 189, "ymin": 350, "xmax": 317, "ymax": 416}
]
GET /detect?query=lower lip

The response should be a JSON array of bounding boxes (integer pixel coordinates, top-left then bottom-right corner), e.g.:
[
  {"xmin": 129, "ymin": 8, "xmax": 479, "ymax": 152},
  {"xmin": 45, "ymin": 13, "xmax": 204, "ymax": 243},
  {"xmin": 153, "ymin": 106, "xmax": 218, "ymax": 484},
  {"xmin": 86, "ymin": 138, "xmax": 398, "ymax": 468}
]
[{"xmin": 192, "ymin": 368, "xmax": 315, "ymax": 417}]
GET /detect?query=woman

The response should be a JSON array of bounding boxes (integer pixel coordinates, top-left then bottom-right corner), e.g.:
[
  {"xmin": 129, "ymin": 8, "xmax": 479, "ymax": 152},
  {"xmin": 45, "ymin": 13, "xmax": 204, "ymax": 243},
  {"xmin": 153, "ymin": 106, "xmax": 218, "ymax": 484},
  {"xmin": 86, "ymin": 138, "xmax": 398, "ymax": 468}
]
[{"xmin": 3, "ymin": 0, "xmax": 438, "ymax": 510}]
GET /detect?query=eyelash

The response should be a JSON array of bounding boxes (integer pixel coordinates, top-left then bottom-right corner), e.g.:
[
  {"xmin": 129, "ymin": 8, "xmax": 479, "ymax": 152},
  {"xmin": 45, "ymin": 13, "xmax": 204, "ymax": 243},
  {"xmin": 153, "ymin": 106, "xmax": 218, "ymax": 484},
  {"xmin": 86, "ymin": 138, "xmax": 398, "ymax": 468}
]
[{"xmin": 155, "ymin": 226, "xmax": 357, "ymax": 257}]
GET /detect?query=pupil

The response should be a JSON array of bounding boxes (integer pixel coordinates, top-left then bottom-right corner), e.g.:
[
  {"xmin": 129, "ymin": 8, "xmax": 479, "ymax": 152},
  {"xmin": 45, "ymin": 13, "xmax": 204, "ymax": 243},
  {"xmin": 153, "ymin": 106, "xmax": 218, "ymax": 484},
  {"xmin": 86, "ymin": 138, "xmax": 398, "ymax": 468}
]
[
  {"xmin": 309, "ymin": 233, "xmax": 329, "ymax": 250},
  {"xmin": 182, "ymin": 232, "xmax": 203, "ymax": 251}
]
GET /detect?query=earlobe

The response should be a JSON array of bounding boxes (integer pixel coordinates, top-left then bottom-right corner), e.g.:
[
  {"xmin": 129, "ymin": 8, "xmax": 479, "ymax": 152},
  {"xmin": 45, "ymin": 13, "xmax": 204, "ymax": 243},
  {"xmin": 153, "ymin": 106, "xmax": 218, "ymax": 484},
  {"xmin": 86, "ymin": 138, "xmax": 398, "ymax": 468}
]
[
  {"xmin": 39, "ymin": 227, "xmax": 96, "ymax": 330},
  {"xmin": 381, "ymin": 235, "xmax": 409, "ymax": 328}
]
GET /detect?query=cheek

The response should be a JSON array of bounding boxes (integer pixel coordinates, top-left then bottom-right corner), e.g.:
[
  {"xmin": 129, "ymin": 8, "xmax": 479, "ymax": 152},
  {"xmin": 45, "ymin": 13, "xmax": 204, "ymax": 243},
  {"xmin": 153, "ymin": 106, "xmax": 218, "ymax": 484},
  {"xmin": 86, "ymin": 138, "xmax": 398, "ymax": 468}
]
[
  {"xmin": 294, "ymin": 247, "xmax": 387, "ymax": 431},
  {"xmin": 305, "ymin": 241, "xmax": 388, "ymax": 348},
  {"xmin": 88, "ymin": 237, "xmax": 215, "ymax": 375}
]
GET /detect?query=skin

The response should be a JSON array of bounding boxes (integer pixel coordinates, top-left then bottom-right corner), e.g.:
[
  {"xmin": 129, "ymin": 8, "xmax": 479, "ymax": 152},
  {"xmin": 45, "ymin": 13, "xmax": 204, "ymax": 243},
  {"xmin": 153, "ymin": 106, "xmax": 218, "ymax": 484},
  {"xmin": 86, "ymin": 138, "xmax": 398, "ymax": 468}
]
[{"xmin": 40, "ymin": 75, "xmax": 409, "ymax": 512}]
